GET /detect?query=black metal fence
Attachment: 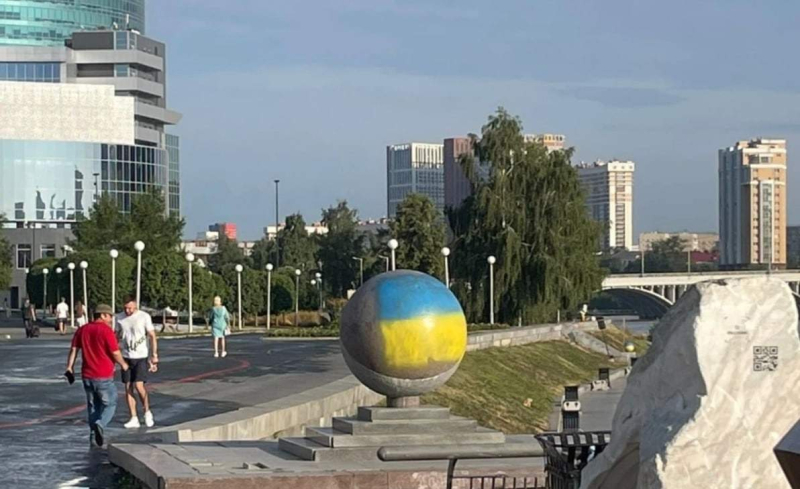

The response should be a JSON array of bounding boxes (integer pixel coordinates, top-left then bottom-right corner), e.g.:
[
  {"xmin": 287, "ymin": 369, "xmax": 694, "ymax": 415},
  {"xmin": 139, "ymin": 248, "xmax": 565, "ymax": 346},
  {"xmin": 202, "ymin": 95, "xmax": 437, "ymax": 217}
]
[{"xmin": 534, "ymin": 431, "xmax": 612, "ymax": 489}]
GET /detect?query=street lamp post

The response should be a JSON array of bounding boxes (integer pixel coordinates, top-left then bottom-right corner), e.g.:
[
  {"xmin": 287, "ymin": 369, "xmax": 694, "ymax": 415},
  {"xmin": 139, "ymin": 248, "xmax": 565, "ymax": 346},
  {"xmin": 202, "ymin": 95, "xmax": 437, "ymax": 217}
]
[
  {"xmin": 55, "ymin": 267, "xmax": 62, "ymax": 304},
  {"xmin": 687, "ymin": 249, "xmax": 691, "ymax": 274},
  {"xmin": 388, "ymin": 239, "xmax": 398, "ymax": 271},
  {"xmin": 134, "ymin": 241, "xmax": 145, "ymax": 307},
  {"xmin": 351, "ymin": 257, "xmax": 364, "ymax": 287},
  {"xmin": 294, "ymin": 269, "xmax": 301, "ymax": 326},
  {"xmin": 80, "ymin": 261, "xmax": 88, "ymax": 310},
  {"xmin": 441, "ymin": 247, "xmax": 451, "ymax": 288},
  {"xmin": 235, "ymin": 264, "xmax": 243, "ymax": 330},
  {"xmin": 109, "ymin": 250, "xmax": 118, "ymax": 316},
  {"xmin": 266, "ymin": 264, "xmax": 273, "ymax": 330},
  {"xmin": 378, "ymin": 255, "xmax": 390, "ymax": 273},
  {"xmin": 315, "ymin": 272, "xmax": 323, "ymax": 314},
  {"xmin": 274, "ymin": 179, "xmax": 280, "ymax": 267},
  {"xmin": 68, "ymin": 263, "xmax": 75, "ymax": 328},
  {"xmin": 640, "ymin": 246, "xmax": 645, "ymax": 277},
  {"xmin": 42, "ymin": 268, "xmax": 49, "ymax": 314},
  {"xmin": 186, "ymin": 253, "xmax": 195, "ymax": 333},
  {"xmin": 487, "ymin": 256, "xmax": 496, "ymax": 325}
]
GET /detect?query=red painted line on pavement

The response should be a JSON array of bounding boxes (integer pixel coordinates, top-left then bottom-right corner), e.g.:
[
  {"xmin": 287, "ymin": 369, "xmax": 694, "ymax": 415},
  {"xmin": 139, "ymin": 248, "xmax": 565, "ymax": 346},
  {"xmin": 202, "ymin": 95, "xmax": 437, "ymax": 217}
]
[{"xmin": 0, "ymin": 358, "xmax": 252, "ymax": 430}]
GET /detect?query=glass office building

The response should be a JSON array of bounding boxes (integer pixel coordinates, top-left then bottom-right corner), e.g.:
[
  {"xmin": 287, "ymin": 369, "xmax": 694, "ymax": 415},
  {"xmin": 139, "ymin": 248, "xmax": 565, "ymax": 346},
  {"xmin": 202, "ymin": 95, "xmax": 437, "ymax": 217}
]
[
  {"xmin": 0, "ymin": 0, "xmax": 145, "ymax": 46},
  {"xmin": 0, "ymin": 140, "xmax": 168, "ymax": 222}
]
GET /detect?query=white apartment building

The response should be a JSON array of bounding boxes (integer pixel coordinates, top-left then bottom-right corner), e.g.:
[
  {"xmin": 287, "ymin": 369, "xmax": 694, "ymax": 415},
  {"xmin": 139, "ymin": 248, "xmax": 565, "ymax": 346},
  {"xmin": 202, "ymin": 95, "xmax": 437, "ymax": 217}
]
[
  {"xmin": 387, "ymin": 142, "xmax": 444, "ymax": 218},
  {"xmin": 576, "ymin": 160, "xmax": 635, "ymax": 250}
]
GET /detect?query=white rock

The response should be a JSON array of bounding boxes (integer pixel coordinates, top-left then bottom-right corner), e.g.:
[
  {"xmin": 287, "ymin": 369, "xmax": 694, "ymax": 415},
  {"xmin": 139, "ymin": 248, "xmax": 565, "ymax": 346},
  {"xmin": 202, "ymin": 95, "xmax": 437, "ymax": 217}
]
[{"xmin": 581, "ymin": 278, "xmax": 800, "ymax": 489}]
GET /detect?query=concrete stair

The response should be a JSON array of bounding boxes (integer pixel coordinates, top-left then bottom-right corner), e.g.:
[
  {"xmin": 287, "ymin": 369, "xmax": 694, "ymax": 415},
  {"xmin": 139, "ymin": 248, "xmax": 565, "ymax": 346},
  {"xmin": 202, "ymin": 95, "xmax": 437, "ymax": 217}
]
[
  {"xmin": 332, "ymin": 415, "xmax": 477, "ymax": 434},
  {"xmin": 277, "ymin": 405, "xmax": 507, "ymax": 462}
]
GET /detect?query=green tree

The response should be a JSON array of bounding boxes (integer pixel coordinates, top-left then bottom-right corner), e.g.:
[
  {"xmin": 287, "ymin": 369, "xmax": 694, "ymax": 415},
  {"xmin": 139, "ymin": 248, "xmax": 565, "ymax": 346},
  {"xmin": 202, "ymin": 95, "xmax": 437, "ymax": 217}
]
[
  {"xmin": 316, "ymin": 201, "xmax": 364, "ymax": 297},
  {"xmin": 250, "ymin": 236, "xmax": 275, "ymax": 270},
  {"xmin": 390, "ymin": 194, "xmax": 446, "ymax": 278},
  {"xmin": 0, "ymin": 214, "xmax": 11, "ymax": 290},
  {"xmin": 624, "ymin": 236, "xmax": 689, "ymax": 273},
  {"xmin": 220, "ymin": 264, "xmax": 264, "ymax": 318},
  {"xmin": 70, "ymin": 195, "xmax": 127, "ymax": 251},
  {"xmin": 450, "ymin": 108, "xmax": 604, "ymax": 324},
  {"xmin": 277, "ymin": 214, "xmax": 317, "ymax": 271},
  {"xmin": 208, "ymin": 234, "xmax": 246, "ymax": 273},
  {"xmin": 268, "ymin": 272, "xmax": 294, "ymax": 314}
]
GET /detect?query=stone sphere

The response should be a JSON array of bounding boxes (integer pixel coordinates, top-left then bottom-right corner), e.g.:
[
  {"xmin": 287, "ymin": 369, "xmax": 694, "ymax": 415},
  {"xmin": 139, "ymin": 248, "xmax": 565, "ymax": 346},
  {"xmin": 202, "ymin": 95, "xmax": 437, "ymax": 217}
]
[{"xmin": 340, "ymin": 270, "xmax": 467, "ymax": 398}]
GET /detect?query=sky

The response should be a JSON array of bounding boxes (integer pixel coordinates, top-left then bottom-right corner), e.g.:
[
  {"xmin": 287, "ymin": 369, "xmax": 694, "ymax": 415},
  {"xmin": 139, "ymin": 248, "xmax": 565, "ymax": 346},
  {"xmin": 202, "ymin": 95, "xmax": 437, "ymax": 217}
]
[{"xmin": 149, "ymin": 0, "xmax": 800, "ymax": 241}]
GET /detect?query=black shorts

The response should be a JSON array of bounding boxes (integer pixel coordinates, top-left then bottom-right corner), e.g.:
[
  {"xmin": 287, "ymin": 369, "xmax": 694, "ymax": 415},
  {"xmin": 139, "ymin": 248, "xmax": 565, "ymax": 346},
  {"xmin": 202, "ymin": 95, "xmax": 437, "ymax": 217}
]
[{"xmin": 121, "ymin": 358, "xmax": 149, "ymax": 384}]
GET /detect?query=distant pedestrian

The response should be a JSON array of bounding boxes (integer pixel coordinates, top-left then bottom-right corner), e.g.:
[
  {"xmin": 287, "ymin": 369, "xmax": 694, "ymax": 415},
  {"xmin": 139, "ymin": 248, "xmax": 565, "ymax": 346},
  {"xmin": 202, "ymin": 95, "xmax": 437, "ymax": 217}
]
[
  {"xmin": 23, "ymin": 299, "xmax": 38, "ymax": 338},
  {"xmin": 3, "ymin": 298, "xmax": 9, "ymax": 319},
  {"xmin": 75, "ymin": 301, "xmax": 87, "ymax": 328},
  {"xmin": 207, "ymin": 296, "xmax": 230, "ymax": 358},
  {"xmin": 115, "ymin": 295, "xmax": 158, "ymax": 429},
  {"xmin": 56, "ymin": 297, "xmax": 69, "ymax": 335},
  {"xmin": 65, "ymin": 304, "xmax": 129, "ymax": 447}
]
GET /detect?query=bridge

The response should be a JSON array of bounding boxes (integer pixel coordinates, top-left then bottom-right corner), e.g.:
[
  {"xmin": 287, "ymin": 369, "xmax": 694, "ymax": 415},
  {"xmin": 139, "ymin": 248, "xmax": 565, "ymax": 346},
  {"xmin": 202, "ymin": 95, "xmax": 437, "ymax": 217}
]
[{"xmin": 600, "ymin": 270, "xmax": 800, "ymax": 318}]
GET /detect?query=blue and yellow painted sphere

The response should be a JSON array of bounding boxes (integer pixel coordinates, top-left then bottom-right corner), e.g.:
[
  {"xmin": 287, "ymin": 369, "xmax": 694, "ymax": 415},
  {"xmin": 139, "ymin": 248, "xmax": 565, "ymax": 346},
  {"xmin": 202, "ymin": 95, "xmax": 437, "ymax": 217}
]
[{"xmin": 340, "ymin": 270, "xmax": 467, "ymax": 397}]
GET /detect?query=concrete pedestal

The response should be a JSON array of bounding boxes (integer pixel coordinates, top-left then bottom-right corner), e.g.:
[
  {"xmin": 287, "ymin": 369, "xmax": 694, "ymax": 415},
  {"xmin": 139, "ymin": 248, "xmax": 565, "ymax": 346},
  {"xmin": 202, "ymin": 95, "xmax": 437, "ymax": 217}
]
[{"xmin": 278, "ymin": 405, "xmax": 508, "ymax": 462}]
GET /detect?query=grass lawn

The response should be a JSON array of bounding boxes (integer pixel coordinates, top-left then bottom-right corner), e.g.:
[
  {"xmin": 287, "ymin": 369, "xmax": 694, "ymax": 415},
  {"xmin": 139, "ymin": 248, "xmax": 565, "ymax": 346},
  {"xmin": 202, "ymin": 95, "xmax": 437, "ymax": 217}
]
[
  {"xmin": 587, "ymin": 325, "xmax": 650, "ymax": 355},
  {"xmin": 421, "ymin": 340, "xmax": 626, "ymax": 434}
]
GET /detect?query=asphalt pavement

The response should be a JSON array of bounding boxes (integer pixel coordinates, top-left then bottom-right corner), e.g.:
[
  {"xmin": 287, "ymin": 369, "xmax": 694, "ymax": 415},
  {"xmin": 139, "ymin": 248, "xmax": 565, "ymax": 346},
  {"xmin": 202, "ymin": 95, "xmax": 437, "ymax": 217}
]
[{"xmin": 0, "ymin": 318, "xmax": 348, "ymax": 488}]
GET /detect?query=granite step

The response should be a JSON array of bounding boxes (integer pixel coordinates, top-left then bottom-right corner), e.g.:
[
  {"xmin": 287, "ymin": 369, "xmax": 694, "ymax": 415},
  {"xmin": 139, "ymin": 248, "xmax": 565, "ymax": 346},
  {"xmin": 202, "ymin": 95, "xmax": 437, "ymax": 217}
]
[
  {"xmin": 277, "ymin": 437, "xmax": 381, "ymax": 462},
  {"xmin": 305, "ymin": 426, "xmax": 506, "ymax": 448},
  {"xmin": 357, "ymin": 406, "xmax": 451, "ymax": 422},
  {"xmin": 332, "ymin": 415, "xmax": 478, "ymax": 435}
]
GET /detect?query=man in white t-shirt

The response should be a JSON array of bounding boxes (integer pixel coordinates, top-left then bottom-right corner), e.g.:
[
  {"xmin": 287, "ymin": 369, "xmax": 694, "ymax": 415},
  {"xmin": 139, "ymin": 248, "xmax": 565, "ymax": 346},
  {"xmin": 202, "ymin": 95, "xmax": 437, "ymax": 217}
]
[
  {"xmin": 55, "ymin": 298, "xmax": 69, "ymax": 335},
  {"xmin": 115, "ymin": 295, "xmax": 158, "ymax": 429}
]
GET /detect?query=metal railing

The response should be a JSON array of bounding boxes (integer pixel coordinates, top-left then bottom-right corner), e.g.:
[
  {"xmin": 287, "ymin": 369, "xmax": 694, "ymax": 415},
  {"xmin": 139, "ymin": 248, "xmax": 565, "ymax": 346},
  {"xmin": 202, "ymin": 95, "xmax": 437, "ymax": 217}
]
[{"xmin": 379, "ymin": 444, "xmax": 545, "ymax": 489}]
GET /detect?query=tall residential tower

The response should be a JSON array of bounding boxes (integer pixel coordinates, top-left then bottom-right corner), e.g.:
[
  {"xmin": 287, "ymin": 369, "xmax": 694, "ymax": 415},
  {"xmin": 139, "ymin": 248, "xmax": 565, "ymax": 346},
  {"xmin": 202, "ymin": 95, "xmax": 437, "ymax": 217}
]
[
  {"xmin": 718, "ymin": 139, "xmax": 787, "ymax": 269},
  {"xmin": 576, "ymin": 160, "xmax": 635, "ymax": 251}
]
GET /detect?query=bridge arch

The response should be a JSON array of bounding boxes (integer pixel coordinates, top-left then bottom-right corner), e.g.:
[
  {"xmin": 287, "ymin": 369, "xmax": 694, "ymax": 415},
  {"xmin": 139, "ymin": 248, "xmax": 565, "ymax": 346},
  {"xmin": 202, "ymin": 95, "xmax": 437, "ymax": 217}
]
[{"xmin": 600, "ymin": 287, "xmax": 673, "ymax": 319}]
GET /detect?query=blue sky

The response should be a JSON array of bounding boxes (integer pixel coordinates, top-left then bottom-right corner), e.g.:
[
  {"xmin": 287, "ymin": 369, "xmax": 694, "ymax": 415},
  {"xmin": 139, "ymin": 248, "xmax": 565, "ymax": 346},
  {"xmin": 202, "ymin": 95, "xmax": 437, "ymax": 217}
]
[{"xmin": 149, "ymin": 1, "xmax": 800, "ymax": 240}]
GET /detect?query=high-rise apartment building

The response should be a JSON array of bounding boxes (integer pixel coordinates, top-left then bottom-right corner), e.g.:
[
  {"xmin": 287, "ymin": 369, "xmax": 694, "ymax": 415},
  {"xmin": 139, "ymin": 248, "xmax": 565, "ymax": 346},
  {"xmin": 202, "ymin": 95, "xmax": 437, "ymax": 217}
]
[
  {"xmin": 718, "ymin": 139, "xmax": 787, "ymax": 269},
  {"xmin": 0, "ymin": 3, "xmax": 182, "ymax": 308},
  {"xmin": 576, "ymin": 160, "xmax": 635, "ymax": 250},
  {"xmin": 0, "ymin": 0, "xmax": 145, "ymax": 46},
  {"xmin": 387, "ymin": 143, "xmax": 444, "ymax": 218},
  {"xmin": 444, "ymin": 134, "xmax": 565, "ymax": 210}
]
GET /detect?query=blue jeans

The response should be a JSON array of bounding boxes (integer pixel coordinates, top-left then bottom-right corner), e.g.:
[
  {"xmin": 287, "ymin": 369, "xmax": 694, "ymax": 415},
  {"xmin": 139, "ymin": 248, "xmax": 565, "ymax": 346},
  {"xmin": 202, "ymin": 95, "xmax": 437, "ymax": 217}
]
[{"xmin": 83, "ymin": 378, "xmax": 117, "ymax": 431}]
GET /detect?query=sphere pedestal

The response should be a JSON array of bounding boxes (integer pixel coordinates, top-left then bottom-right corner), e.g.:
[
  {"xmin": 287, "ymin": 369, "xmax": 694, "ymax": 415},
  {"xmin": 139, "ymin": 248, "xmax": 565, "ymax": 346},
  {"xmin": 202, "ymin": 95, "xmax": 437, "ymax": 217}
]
[{"xmin": 387, "ymin": 396, "xmax": 420, "ymax": 408}]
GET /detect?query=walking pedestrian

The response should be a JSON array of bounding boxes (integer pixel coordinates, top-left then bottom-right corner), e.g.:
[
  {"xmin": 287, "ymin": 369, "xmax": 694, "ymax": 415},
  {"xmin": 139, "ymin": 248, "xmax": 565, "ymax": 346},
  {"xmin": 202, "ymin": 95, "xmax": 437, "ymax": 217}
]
[
  {"xmin": 56, "ymin": 297, "xmax": 69, "ymax": 334},
  {"xmin": 23, "ymin": 299, "xmax": 38, "ymax": 338},
  {"xmin": 208, "ymin": 296, "xmax": 230, "ymax": 358},
  {"xmin": 75, "ymin": 300, "xmax": 87, "ymax": 328},
  {"xmin": 115, "ymin": 295, "xmax": 158, "ymax": 429},
  {"xmin": 64, "ymin": 304, "xmax": 129, "ymax": 447}
]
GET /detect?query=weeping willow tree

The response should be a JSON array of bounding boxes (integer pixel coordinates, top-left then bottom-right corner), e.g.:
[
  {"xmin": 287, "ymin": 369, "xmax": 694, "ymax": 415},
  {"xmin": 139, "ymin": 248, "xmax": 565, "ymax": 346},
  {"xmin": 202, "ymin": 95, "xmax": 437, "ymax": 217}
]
[{"xmin": 448, "ymin": 108, "xmax": 604, "ymax": 324}]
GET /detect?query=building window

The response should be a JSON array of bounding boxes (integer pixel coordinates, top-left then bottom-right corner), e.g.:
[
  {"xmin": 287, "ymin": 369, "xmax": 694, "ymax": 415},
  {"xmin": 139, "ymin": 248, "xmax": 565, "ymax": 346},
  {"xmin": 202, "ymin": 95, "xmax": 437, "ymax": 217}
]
[
  {"xmin": 115, "ymin": 64, "xmax": 129, "ymax": 77},
  {"xmin": 41, "ymin": 244, "xmax": 56, "ymax": 258},
  {"xmin": 16, "ymin": 244, "xmax": 31, "ymax": 269}
]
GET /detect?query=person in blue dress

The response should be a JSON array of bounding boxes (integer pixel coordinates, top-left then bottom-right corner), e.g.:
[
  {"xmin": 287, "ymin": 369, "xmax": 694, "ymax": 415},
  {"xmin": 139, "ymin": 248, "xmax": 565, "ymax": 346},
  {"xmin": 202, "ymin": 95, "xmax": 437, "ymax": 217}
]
[{"xmin": 207, "ymin": 296, "xmax": 230, "ymax": 358}]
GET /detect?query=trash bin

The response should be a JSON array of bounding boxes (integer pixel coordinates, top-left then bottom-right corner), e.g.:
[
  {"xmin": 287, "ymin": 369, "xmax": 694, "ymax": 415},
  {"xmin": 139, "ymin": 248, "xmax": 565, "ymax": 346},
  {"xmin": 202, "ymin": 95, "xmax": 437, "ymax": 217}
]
[{"xmin": 535, "ymin": 431, "xmax": 611, "ymax": 489}]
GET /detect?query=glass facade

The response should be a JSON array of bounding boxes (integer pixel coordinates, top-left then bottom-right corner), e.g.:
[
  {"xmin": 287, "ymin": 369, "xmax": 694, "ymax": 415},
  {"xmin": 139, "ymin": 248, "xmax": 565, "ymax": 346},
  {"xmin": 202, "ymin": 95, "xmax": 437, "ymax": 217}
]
[
  {"xmin": 165, "ymin": 133, "xmax": 180, "ymax": 216},
  {"xmin": 0, "ymin": 0, "xmax": 145, "ymax": 46},
  {"xmin": 0, "ymin": 61, "xmax": 60, "ymax": 82},
  {"xmin": 0, "ymin": 140, "xmax": 168, "ymax": 224}
]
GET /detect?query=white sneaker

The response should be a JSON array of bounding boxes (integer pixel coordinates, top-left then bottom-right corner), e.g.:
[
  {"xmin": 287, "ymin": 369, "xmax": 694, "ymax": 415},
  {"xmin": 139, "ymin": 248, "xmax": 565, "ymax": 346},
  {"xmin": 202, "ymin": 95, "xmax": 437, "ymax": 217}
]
[
  {"xmin": 214, "ymin": 351, "xmax": 219, "ymax": 358},
  {"xmin": 221, "ymin": 351, "xmax": 228, "ymax": 358},
  {"xmin": 123, "ymin": 417, "xmax": 140, "ymax": 429},
  {"xmin": 144, "ymin": 410, "xmax": 154, "ymax": 428}
]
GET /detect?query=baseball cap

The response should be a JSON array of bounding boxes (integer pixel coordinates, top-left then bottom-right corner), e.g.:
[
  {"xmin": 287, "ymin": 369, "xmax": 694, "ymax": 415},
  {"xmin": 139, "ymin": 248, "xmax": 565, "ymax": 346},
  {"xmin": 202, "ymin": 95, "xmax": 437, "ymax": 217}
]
[{"xmin": 95, "ymin": 304, "xmax": 113, "ymax": 315}]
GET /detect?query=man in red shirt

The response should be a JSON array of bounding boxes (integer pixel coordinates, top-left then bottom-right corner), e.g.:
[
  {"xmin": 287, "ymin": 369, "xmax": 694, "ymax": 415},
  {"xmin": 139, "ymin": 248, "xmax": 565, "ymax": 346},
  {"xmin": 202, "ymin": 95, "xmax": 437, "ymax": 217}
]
[{"xmin": 65, "ymin": 304, "xmax": 129, "ymax": 447}]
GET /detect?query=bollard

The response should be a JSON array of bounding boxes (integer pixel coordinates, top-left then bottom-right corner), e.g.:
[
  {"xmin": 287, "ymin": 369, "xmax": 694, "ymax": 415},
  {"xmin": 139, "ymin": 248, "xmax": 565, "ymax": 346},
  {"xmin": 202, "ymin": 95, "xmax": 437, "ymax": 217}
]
[{"xmin": 562, "ymin": 385, "xmax": 581, "ymax": 431}]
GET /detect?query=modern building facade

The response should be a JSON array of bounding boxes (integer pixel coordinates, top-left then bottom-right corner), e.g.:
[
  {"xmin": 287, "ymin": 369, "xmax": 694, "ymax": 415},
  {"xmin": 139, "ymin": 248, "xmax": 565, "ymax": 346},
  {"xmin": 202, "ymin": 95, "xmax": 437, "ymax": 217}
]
[
  {"xmin": 209, "ymin": 222, "xmax": 237, "ymax": 241},
  {"xmin": 0, "ymin": 0, "xmax": 145, "ymax": 46},
  {"xmin": 639, "ymin": 232, "xmax": 719, "ymax": 253},
  {"xmin": 0, "ymin": 9, "xmax": 182, "ymax": 308},
  {"xmin": 576, "ymin": 160, "xmax": 635, "ymax": 251},
  {"xmin": 387, "ymin": 142, "xmax": 444, "ymax": 218},
  {"xmin": 444, "ymin": 134, "xmax": 566, "ymax": 210},
  {"xmin": 718, "ymin": 139, "xmax": 787, "ymax": 269}
]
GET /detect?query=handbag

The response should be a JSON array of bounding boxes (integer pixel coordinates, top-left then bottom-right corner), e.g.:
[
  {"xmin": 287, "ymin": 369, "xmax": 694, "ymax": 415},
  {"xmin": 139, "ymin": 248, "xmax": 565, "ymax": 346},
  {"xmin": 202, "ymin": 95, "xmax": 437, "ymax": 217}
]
[{"xmin": 224, "ymin": 325, "xmax": 231, "ymax": 336}]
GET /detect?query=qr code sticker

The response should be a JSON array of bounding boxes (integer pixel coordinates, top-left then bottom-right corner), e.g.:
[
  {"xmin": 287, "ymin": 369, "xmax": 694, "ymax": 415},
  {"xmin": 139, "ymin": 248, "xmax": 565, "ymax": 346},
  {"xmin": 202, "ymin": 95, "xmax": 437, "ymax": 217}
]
[{"xmin": 753, "ymin": 346, "xmax": 778, "ymax": 372}]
